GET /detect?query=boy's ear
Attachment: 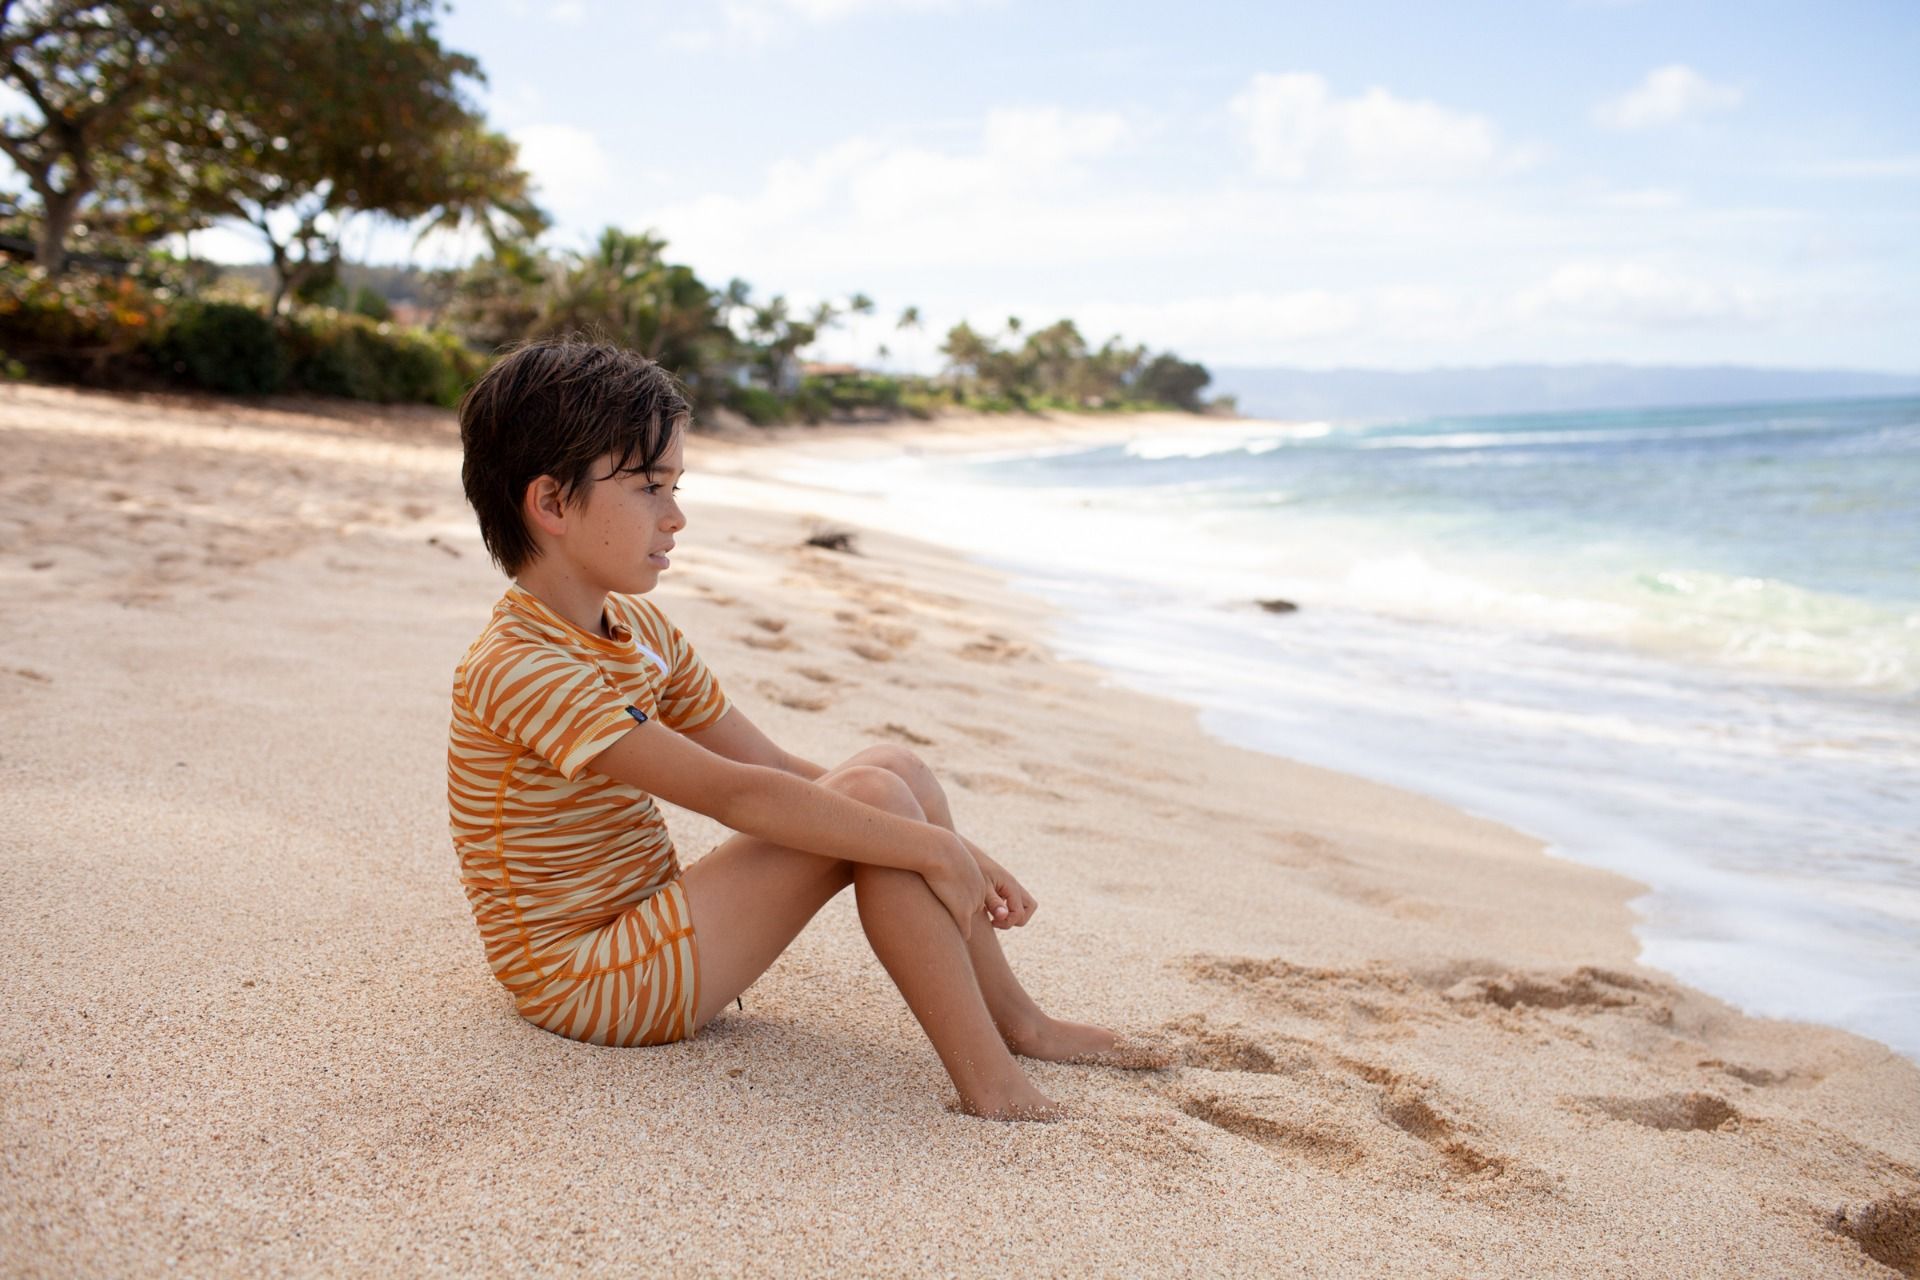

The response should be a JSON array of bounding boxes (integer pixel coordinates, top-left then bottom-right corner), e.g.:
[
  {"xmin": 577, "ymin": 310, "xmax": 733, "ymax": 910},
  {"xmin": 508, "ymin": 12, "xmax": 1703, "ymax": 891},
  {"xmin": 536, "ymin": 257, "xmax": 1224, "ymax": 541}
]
[{"xmin": 521, "ymin": 475, "xmax": 570, "ymax": 541}]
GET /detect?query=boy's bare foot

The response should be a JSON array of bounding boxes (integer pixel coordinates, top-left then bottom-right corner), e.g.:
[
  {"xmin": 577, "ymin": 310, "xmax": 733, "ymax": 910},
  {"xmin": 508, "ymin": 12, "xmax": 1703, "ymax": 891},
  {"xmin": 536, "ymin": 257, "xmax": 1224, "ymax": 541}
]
[
  {"xmin": 1012, "ymin": 1017, "xmax": 1176, "ymax": 1070},
  {"xmin": 956, "ymin": 1083, "xmax": 1068, "ymax": 1123}
]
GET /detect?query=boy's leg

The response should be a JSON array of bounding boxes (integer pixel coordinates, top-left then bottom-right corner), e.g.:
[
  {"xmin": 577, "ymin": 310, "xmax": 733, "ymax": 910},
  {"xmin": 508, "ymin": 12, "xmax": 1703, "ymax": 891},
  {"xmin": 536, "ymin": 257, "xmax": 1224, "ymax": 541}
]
[
  {"xmin": 840, "ymin": 744, "xmax": 1158, "ymax": 1065},
  {"xmin": 679, "ymin": 764, "xmax": 1058, "ymax": 1119}
]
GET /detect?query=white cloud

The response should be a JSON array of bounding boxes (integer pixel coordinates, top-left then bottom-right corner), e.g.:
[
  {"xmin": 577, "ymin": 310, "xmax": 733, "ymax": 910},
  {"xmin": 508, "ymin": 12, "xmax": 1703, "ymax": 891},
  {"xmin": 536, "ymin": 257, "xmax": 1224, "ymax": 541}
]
[
  {"xmin": 646, "ymin": 106, "xmax": 1134, "ymax": 271},
  {"xmin": 511, "ymin": 123, "xmax": 614, "ymax": 217},
  {"xmin": 1228, "ymin": 72, "xmax": 1541, "ymax": 184},
  {"xmin": 1592, "ymin": 64, "xmax": 1743, "ymax": 130},
  {"xmin": 1509, "ymin": 260, "xmax": 1767, "ymax": 329}
]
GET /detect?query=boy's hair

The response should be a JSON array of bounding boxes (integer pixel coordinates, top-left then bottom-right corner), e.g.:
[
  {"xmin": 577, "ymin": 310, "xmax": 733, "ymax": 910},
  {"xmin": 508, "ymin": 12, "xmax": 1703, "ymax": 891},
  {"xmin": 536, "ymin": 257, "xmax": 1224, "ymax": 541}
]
[{"xmin": 457, "ymin": 337, "xmax": 691, "ymax": 575}]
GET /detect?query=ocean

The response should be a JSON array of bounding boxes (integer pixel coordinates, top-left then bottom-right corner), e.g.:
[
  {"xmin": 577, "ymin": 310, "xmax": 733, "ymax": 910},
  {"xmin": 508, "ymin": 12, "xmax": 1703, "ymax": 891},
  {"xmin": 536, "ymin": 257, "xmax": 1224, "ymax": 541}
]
[{"xmin": 773, "ymin": 395, "xmax": 1920, "ymax": 1062}]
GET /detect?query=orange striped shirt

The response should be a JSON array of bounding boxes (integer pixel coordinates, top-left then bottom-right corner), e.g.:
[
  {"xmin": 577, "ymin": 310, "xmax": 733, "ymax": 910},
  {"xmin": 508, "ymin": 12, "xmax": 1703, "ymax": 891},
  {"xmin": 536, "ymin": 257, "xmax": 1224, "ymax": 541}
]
[{"xmin": 448, "ymin": 583, "xmax": 730, "ymax": 1045}]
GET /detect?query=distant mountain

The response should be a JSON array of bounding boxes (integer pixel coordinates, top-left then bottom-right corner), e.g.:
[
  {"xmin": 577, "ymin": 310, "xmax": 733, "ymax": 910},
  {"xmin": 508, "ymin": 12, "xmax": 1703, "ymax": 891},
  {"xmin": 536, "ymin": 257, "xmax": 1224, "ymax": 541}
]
[{"xmin": 1211, "ymin": 363, "xmax": 1920, "ymax": 423}]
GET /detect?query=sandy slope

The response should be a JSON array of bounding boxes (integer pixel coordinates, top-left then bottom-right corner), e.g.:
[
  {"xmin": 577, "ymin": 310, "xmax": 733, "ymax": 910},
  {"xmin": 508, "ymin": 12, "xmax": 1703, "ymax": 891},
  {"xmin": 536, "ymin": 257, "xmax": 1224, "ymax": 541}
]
[{"xmin": 2, "ymin": 383, "xmax": 1916, "ymax": 1278}]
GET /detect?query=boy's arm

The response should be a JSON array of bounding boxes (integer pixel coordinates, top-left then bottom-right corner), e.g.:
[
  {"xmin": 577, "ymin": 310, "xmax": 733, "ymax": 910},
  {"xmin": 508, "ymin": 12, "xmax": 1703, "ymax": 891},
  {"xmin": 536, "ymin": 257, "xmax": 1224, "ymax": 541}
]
[
  {"xmin": 587, "ymin": 716, "xmax": 999, "ymax": 935},
  {"xmin": 683, "ymin": 706, "xmax": 827, "ymax": 780}
]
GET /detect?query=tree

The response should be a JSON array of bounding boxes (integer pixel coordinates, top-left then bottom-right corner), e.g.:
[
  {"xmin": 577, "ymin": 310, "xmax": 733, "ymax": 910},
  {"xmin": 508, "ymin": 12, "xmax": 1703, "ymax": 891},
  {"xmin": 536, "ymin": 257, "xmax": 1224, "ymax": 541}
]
[
  {"xmin": 148, "ymin": 0, "xmax": 519, "ymax": 312},
  {"xmin": 1020, "ymin": 318, "xmax": 1088, "ymax": 399},
  {"xmin": 939, "ymin": 321, "xmax": 993, "ymax": 389},
  {"xmin": 1134, "ymin": 352, "xmax": 1212, "ymax": 411},
  {"xmin": 535, "ymin": 227, "xmax": 730, "ymax": 395},
  {"xmin": 408, "ymin": 124, "xmax": 549, "ymax": 259},
  {"xmin": 0, "ymin": 0, "xmax": 174, "ymax": 273}
]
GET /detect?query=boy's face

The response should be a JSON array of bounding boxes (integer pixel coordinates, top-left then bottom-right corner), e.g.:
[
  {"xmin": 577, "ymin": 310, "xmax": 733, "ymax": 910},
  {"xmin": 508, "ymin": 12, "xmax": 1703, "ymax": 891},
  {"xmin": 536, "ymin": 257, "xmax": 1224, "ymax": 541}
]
[{"xmin": 558, "ymin": 427, "xmax": 687, "ymax": 596}]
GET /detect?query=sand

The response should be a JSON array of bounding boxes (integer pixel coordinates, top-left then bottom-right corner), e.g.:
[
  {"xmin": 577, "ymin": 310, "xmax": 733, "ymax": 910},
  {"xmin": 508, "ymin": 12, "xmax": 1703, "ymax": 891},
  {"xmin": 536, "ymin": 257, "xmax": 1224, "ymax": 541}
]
[{"xmin": 2, "ymin": 381, "xmax": 1916, "ymax": 1278}]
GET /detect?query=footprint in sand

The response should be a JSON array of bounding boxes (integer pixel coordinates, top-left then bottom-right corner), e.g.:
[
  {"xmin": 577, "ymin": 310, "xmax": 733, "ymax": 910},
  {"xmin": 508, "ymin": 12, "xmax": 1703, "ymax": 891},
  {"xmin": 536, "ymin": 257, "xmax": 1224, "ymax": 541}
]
[
  {"xmin": 1263, "ymin": 829, "xmax": 1353, "ymax": 869},
  {"xmin": 950, "ymin": 771, "xmax": 1066, "ymax": 801},
  {"xmin": 1377, "ymin": 1089, "xmax": 1511, "ymax": 1178},
  {"xmin": 944, "ymin": 721, "xmax": 1013, "ymax": 746},
  {"xmin": 958, "ymin": 633, "xmax": 1029, "ymax": 663},
  {"xmin": 1166, "ymin": 1016, "xmax": 1552, "ymax": 1196},
  {"xmin": 1697, "ymin": 1057, "xmax": 1820, "ymax": 1088},
  {"xmin": 790, "ymin": 666, "xmax": 838, "ymax": 685},
  {"xmin": 1826, "ymin": 1190, "xmax": 1920, "ymax": 1277},
  {"xmin": 750, "ymin": 617, "xmax": 788, "ymax": 633},
  {"xmin": 869, "ymin": 722, "xmax": 934, "ymax": 746},
  {"xmin": 1071, "ymin": 751, "xmax": 1181, "ymax": 784},
  {"xmin": 1573, "ymin": 1091, "xmax": 1742, "ymax": 1133},
  {"xmin": 741, "ymin": 633, "xmax": 795, "ymax": 651},
  {"xmin": 755, "ymin": 680, "xmax": 831, "ymax": 713},
  {"xmin": 1183, "ymin": 955, "xmax": 1440, "ymax": 1039},
  {"xmin": 1183, "ymin": 955, "xmax": 1684, "ymax": 1045},
  {"xmin": 1441, "ymin": 966, "xmax": 1676, "ymax": 1026},
  {"xmin": 1177, "ymin": 1093, "xmax": 1368, "ymax": 1172},
  {"xmin": 1018, "ymin": 760, "xmax": 1131, "ymax": 795},
  {"xmin": 848, "ymin": 641, "xmax": 893, "ymax": 663}
]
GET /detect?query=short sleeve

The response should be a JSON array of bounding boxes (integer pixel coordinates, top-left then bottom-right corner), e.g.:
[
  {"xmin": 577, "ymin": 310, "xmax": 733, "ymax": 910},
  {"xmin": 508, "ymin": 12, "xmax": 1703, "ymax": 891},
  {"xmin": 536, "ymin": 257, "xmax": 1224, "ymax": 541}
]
[
  {"xmin": 628, "ymin": 601, "xmax": 731, "ymax": 733},
  {"xmin": 459, "ymin": 634, "xmax": 639, "ymax": 779}
]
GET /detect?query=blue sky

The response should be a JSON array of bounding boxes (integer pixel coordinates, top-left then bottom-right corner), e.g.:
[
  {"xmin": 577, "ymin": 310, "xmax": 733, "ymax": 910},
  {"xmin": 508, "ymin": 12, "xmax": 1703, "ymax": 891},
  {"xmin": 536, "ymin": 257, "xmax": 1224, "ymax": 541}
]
[{"xmin": 111, "ymin": 1, "xmax": 1920, "ymax": 370}]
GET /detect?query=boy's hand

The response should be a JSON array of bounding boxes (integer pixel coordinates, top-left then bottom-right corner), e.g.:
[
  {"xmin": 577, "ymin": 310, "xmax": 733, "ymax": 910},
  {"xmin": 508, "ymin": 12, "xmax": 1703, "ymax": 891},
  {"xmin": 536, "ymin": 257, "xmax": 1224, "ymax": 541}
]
[
  {"xmin": 971, "ymin": 848, "xmax": 1038, "ymax": 929},
  {"xmin": 922, "ymin": 835, "xmax": 1005, "ymax": 940}
]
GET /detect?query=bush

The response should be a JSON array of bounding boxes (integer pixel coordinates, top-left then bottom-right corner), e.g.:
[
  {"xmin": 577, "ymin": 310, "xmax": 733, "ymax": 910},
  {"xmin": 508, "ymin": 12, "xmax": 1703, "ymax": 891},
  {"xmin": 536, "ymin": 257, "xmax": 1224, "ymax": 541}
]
[
  {"xmin": 725, "ymin": 383, "xmax": 787, "ymax": 426},
  {"xmin": 157, "ymin": 301, "xmax": 287, "ymax": 394},
  {"xmin": 0, "ymin": 266, "xmax": 167, "ymax": 381},
  {"xmin": 283, "ymin": 310, "xmax": 482, "ymax": 407}
]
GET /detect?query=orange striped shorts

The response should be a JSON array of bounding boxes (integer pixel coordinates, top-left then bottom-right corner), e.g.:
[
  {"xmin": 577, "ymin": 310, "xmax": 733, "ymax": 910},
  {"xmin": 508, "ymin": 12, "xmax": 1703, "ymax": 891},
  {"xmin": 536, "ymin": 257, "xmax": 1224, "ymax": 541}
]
[{"xmin": 514, "ymin": 879, "xmax": 702, "ymax": 1048}]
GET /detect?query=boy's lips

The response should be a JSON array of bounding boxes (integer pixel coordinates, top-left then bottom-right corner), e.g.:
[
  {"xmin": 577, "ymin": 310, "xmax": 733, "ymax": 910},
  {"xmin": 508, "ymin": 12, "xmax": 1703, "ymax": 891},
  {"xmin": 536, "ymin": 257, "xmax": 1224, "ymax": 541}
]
[{"xmin": 647, "ymin": 543, "xmax": 673, "ymax": 568}]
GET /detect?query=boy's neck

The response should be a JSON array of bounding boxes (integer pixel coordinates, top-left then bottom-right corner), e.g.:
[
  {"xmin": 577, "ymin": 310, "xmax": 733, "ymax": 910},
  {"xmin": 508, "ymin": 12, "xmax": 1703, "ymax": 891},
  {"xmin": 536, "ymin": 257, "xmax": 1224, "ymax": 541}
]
[{"xmin": 512, "ymin": 567, "xmax": 613, "ymax": 639}]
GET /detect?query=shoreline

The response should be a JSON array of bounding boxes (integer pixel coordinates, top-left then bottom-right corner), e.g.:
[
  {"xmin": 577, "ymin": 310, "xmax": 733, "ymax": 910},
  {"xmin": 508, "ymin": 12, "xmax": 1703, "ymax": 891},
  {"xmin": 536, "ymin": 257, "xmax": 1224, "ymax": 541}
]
[
  {"xmin": 703, "ymin": 406, "xmax": 1920, "ymax": 1066},
  {"xmin": 4, "ymin": 383, "xmax": 1917, "ymax": 1276}
]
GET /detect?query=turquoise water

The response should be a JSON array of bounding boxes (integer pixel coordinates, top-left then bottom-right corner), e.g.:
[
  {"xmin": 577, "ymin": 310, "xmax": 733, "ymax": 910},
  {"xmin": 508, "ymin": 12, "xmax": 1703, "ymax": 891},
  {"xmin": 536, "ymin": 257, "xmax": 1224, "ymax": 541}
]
[
  {"xmin": 787, "ymin": 395, "xmax": 1920, "ymax": 1060},
  {"xmin": 972, "ymin": 396, "xmax": 1920, "ymax": 692}
]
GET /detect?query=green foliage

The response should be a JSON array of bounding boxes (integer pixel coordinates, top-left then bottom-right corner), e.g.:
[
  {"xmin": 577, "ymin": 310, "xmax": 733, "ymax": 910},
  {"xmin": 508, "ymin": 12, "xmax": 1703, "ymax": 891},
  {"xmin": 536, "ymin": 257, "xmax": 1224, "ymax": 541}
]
[
  {"xmin": 801, "ymin": 372, "xmax": 904, "ymax": 416},
  {"xmin": 1134, "ymin": 352, "xmax": 1212, "ymax": 411},
  {"xmin": 726, "ymin": 384, "xmax": 788, "ymax": 427},
  {"xmin": 937, "ymin": 315, "xmax": 1211, "ymax": 413},
  {"xmin": 282, "ymin": 310, "xmax": 481, "ymax": 406},
  {"xmin": 138, "ymin": 1, "xmax": 534, "ymax": 312},
  {"xmin": 0, "ymin": 1, "xmax": 181, "ymax": 273},
  {"xmin": 0, "ymin": 265, "xmax": 167, "ymax": 379},
  {"xmin": 157, "ymin": 300, "xmax": 287, "ymax": 394},
  {"xmin": 537, "ymin": 229, "xmax": 730, "ymax": 394}
]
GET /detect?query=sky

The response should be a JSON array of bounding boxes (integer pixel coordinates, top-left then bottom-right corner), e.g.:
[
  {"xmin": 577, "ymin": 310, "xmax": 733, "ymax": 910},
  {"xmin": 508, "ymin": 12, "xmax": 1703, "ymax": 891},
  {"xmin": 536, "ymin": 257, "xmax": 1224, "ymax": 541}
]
[{"xmin": 55, "ymin": 1, "xmax": 1920, "ymax": 372}]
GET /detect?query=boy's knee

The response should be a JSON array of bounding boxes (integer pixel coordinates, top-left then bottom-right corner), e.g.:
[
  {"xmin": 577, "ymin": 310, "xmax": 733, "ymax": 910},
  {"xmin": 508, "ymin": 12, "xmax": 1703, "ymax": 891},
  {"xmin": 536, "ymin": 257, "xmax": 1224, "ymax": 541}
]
[
  {"xmin": 831, "ymin": 764, "xmax": 925, "ymax": 819},
  {"xmin": 849, "ymin": 743, "xmax": 932, "ymax": 789}
]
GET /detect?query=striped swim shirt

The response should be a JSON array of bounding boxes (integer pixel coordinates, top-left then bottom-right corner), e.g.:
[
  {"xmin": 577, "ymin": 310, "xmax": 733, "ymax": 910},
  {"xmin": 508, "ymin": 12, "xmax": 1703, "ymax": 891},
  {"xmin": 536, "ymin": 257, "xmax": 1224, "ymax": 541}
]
[{"xmin": 448, "ymin": 583, "xmax": 730, "ymax": 1046}]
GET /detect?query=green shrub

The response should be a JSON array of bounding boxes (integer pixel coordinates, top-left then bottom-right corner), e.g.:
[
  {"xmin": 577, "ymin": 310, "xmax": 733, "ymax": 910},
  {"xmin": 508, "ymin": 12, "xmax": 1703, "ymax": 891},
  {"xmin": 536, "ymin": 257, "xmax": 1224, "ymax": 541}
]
[
  {"xmin": 157, "ymin": 301, "xmax": 287, "ymax": 394},
  {"xmin": 0, "ymin": 266, "xmax": 167, "ymax": 381},
  {"xmin": 726, "ymin": 383, "xmax": 787, "ymax": 426},
  {"xmin": 283, "ymin": 310, "xmax": 481, "ymax": 407}
]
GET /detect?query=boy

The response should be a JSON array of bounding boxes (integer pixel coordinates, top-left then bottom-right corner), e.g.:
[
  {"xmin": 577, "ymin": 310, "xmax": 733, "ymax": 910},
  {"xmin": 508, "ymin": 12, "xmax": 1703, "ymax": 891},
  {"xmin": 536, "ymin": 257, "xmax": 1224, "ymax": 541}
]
[{"xmin": 448, "ymin": 338, "xmax": 1164, "ymax": 1121}]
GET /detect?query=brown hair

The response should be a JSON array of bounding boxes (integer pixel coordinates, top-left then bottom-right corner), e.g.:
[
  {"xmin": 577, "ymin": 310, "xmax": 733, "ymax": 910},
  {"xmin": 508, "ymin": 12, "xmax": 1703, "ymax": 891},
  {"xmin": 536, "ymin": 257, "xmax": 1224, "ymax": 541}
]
[{"xmin": 457, "ymin": 337, "xmax": 691, "ymax": 575}]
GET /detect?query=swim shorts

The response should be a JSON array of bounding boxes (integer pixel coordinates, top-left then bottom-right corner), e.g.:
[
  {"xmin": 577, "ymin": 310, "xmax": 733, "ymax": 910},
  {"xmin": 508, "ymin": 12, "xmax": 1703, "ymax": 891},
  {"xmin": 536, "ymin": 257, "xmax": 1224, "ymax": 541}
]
[{"xmin": 514, "ymin": 879, "xmax": 701, "ymax": 1048}]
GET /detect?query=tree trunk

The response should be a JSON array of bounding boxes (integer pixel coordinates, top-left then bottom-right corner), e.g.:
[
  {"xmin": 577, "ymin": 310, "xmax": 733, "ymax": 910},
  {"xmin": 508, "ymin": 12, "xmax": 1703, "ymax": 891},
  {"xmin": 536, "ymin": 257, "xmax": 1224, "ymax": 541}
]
[{"xmin": 34, "ymin": 184, "xmax": 85, "ymax": 276}]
